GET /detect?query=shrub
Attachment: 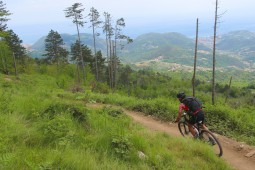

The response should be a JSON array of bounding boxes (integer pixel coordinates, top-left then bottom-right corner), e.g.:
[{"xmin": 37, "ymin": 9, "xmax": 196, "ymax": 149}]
[
  {"xmin": 111, "ymin": 136, "xmax": 132, "ymax": 159},
  {"xmin": 91, "ymin": 82, "xmax": 110, "ymax": 94},
  {"xmin": 0, "ymin": 91, "xmax": 12, "ymax": 113},
  {"xmin": 101, "ymin": 106, "xmax": 124, "ymax": 117},
  {"xmin": 42, "ymin": 103, "xmax": 87, "ymax": 123}
]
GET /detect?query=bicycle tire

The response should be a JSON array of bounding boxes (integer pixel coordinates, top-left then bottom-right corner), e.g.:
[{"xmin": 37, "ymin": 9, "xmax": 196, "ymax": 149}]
[
  {"xmin": 178, "ymin": 121, "xmax": 193, "ymax": 138},
  {"xmin": 200, "ymin": 129, "xmax": 223, "ymax": 157}
]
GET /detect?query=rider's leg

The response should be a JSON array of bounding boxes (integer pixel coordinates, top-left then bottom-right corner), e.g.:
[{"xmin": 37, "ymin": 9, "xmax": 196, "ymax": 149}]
[
  {"xmin": 197, "ymin": 112, "xmax": 216, "ymax": 145},
  {"xmin": 187, "ymin": 123, "xmax": 198, "ymax": 137},
  {"xmin": 188, "ymin": 116, "xmax": 199, "ymax": 138},
  {"xmin": 196, "ymin": 111, "xmax": 205, "ymax": 129},
  {"xmin": 202, "ymin": 123, "xmax": 209, "ymax": 130}
]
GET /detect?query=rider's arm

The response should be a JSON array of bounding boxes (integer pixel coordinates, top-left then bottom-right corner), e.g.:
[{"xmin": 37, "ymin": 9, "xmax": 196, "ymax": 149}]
[{"xmin": 175, "ymin": 103, "xmax": 188, "ymax": 122}]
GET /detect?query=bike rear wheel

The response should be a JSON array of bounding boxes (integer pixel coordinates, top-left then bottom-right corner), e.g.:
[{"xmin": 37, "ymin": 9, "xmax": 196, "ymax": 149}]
[
  {"xmin": 178, "ymin": 121, "xmax": 193, "ymax": 138},
  {"xmin": 200, "ymin": 129, "xmax": 223, "ymax": 157}
]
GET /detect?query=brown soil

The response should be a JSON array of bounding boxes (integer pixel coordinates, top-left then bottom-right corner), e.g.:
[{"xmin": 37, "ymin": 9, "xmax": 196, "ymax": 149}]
[{"xmin": 86, "ymin": 103, "xmax": 255, "ymax": 170}]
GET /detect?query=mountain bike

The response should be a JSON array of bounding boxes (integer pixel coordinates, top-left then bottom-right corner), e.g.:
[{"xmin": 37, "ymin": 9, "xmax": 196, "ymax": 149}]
[{"xmin": 178, "ymin": 112, "xmax": 223, "ymax": 157}]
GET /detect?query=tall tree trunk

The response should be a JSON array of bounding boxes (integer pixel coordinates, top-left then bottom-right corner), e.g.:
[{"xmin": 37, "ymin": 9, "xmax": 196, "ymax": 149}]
[
  {"xmin": 105, "ymin": 28, "xmax": 110, "ymax": 87},
  {"xmin": 212, "ymin": 0, "xmax": 218, "ymax": 105},
  {"xmin": 225, "ymin": 76, "xmax": 232, "ymax": 103},
  {"xmin": 113, "ymin": 29, "xmax": 118, "ymax": 90},
  {"xmin": 1, "ymin": 49, "xmax": 6, "ymax": 74},
  {"xmin": 92, "ymin": 25, "xmax": 99, "ymax": 81},
  {"xmin": 114, "ymin": 25, "xmax": 118, "ymax": 58},
  {"xmin": 192, "ymin": 18, "xmax": 199, "ymax": 97},
  {"xmin": 1, "ymin": 57, "xmax": 6, "ymax": 74},
  {"xmin": 113, "ymin": 40, "xmax": 117, "ymax": 89},
  {"xmin": 76, "ymin": 62, "xmax": 81, "ymax": 84},
  {"xmin": 109, "ymin": 37, "xmax": 113, "ymax": 89},
  {"xmin": 75, "ymin": 14, "xmax": 85, "ymax": 82},
  {"xmin": 12, "ymin": 52, "xmax": 17, "ymax": 77},
  {"xmin": 1, "ymin": 49, "xmax": 8, "ymax": 75},
  {"xmin": 109, "ymin": 39, "xmax": 114, "ymax": 89},
  {"xmin": 3, "ymin": 57, "xmax": 8, "ymax": 75}
]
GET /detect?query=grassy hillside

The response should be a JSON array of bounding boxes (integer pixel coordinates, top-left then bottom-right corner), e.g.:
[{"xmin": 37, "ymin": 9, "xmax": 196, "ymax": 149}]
[{"xmin": 0, "ymin": 73, "xmax": 232, "ymax": 169}]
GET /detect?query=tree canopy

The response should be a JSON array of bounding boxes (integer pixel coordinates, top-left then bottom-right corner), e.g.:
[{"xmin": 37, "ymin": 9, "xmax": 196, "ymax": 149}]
[{"xmin": 43, "ymin": 29, "xmax": 69, "ymax": 65}]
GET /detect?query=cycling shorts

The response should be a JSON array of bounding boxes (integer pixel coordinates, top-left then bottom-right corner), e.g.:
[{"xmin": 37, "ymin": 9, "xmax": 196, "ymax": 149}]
[{"xmin": 188, "ymin": 110, "xmax": 204, "ymax": 125}]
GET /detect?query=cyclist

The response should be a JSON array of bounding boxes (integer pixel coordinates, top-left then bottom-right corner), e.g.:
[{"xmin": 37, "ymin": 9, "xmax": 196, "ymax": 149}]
[{"xmin": 174, "ymin": 92, "xmax": 208, "ymax": 138}]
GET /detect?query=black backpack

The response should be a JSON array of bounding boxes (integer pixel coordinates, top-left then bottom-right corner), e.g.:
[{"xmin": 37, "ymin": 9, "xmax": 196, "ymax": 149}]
[{"xmin": 182, "ymin": 97, "xmax": 203, "ymax": 115}]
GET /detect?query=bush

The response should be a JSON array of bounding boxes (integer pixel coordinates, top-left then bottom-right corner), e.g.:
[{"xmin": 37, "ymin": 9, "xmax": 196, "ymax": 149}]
[
  {"xmin": 91, "ymin": 82, "xmax": 110, "ymax": 94},
  {"xmin": 101, "ymin": 106, "xmax": 124, "ymax": 117},
  {"xmin": 111, "ymin": 136, "xmax": 132, "ymax": 159},
  {"xmin": 41, "ymin": 115, "xmax": 75, "ymax": 146},
  {"xmin": 42, "ymin": 103, "xmax": 87, "ymax": 123}
]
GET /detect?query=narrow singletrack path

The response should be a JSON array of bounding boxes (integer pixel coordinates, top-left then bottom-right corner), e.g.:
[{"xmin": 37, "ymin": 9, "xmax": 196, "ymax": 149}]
[{"xmin": 87, "ymin": 103, "xmax": 255, "ymax": 170}]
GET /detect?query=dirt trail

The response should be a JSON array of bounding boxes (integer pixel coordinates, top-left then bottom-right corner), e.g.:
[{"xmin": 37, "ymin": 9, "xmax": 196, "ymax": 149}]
[{"xmin": 87, "ymin": 103, "xmax": 255, "ymax": 170}]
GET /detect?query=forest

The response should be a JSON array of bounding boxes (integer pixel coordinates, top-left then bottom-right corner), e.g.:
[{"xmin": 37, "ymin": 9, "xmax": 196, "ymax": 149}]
[{"xmin": 0, "ymin": 1, "xmax": 254, "ymax": 169}]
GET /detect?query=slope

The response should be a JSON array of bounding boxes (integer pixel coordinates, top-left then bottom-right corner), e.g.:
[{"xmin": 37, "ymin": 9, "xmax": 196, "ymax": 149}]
[{"xmin": 87, "ymin": 103, "xmax": 255, "ymax": 170}]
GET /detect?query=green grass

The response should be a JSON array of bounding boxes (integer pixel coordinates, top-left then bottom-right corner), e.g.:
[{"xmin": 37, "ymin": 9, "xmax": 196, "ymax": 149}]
[
  {"xmin": 72, "ymin": 91, "xmax": 255, "ymax": 146},
  {"xmin": 0, "ymin": 73, "xmax": 232, "ymax": 169}
]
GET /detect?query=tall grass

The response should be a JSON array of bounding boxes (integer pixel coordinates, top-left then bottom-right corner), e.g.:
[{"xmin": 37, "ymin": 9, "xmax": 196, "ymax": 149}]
[
  {"xmin": 0, "ymin": 73, "xmax": 232, "ymax": 169},
  {"xmin": 75, "ymin": 90, "xmax": 255, "ymax": 145}
]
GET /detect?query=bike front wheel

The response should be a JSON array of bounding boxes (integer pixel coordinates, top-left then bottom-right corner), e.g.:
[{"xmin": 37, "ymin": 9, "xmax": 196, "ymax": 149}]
[
  {"xmin": 178, "ymin": 121, "xmax": 193, "ymax": 138},
  {"xmin": 200, "ymin": 129, "xmax": 223, "ymax": 157}
]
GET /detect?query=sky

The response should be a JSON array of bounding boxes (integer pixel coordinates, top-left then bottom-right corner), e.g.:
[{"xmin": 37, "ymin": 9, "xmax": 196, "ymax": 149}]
[{"xmin": 5, "ymin": 0, "xmax": 255, "ymax": 44}]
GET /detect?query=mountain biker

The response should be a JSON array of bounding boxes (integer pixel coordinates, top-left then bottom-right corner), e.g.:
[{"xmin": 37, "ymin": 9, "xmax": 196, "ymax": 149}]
[{"xmin": 174, "ymin": 92, "xmax": 208, "ymax": 138}]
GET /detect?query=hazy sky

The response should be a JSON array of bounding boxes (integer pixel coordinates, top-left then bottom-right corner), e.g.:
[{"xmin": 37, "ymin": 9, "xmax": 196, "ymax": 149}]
[{"xmin": 6, "ymin": 0, "xmax": 255, "ymax": 44}]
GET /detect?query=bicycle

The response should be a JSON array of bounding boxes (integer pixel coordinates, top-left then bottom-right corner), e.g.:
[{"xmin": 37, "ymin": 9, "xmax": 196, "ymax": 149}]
[{"xmin": 178, "ymin": 112, "xmax": 223, "ymax": 157}]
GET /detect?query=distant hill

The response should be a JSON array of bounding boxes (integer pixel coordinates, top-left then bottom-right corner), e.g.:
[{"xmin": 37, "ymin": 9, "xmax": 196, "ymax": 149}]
[
  {"xmin": 217, "ymin": 30, "xmax": 255, "ymax": 51},
  {"xmin": 30, "ymin": 33, "xmax": 106, "ymax": 53},
  {"xmin": 28, "ymin": 31, "xmax": 255, "ymax": 71},
  {"xmin": 120, "ymin": 31, "xmax": 253, "ymax": 70},
  {"xmin": 120, "ymin": 32, "xmax": 210, "ymax": 63},
  {"xmin": 217, "ymin": 30, "xmax": 255, "ymax": 63}
]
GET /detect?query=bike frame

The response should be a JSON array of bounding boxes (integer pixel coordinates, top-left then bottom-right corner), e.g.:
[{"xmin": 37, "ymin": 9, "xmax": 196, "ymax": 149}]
[{"xmin": 178, "ymin": 111, "xmax": 223, "ymax": 157}]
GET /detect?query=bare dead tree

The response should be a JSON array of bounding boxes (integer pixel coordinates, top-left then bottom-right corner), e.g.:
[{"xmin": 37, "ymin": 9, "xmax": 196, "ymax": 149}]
[
  {"xmin": 192, "ymin": 18, "xmax": 199, "ymax": 97},
  {"xmin": 212, "ymin": 0, "xmax": 218, "ymax": 105},
  {"xmin": 225, "ymin": 76, "xmax": 232, "ymax": 103},
  {"xmin": 212, "ymin": 0, "xmax": 226, "ymax": 105}
]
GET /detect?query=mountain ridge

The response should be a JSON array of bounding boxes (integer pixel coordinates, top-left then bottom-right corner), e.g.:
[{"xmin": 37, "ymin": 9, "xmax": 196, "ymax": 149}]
[{"xmin": 27, "ymin": 30, "xmax": 255, "ymax": 71}]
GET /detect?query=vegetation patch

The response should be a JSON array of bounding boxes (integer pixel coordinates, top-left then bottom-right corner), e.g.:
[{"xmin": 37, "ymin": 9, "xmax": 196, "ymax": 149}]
[
  {"xmin": 101, "ymin": 106, "xmax": 124, "ymax": 117},
  {"xmin": 111, "ymin": 136, "xmax": 132, "ymax": 159},
  {"xmin": 42, "ymin": 103, "xmax": 87, "ymax": 123}
]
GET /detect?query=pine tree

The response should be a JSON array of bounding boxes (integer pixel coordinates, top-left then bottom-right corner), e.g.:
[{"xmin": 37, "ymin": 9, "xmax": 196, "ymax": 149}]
[
  {"xmin": 5, "ymin": 29, "xmax": 26, "ymax": 57},
  {"xmin": 64, "ymin": 3, "xmax": 86, "ymax": 82},
  {"xmin": 0, "ymin": 40, "xmax": 11, "ymax": 74},
  {"xmin": 103, "ymin": 12, "xmax": 114, "ymax": 88},
  {"xmin": 89, "ymin": 50, "xmax": 106, "ymax": 81},
  {"xmin": 70, "ymin": 40, "xmax": 93, "ymax": 67},
  {"xmin": 4, "ymin": 29, "xmax": 26, "ymax": 76},
  {"xmin": 43, "ymin": 30, "xmax": 68, "ymax": 66},
  {"xmin": 0, "ymin": 1, "xmax": 11, "ymax": 31},
  {"xmin": 89, "ymin": 7, "xmax": 102, "ymax": 81},
  {"xmin": 112, "ymin": 18, "xmax": 133, "ymax": 88}
]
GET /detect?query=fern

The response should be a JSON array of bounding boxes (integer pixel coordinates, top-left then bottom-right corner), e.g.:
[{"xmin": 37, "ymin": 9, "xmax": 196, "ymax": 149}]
[{"xmin": 0, "ymin": 153, "xmax": 15, "ymax": 167}]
